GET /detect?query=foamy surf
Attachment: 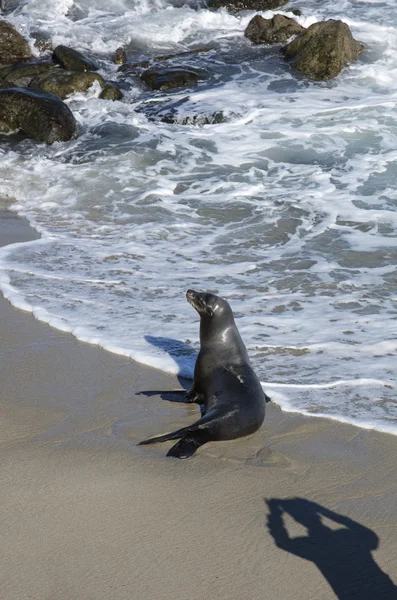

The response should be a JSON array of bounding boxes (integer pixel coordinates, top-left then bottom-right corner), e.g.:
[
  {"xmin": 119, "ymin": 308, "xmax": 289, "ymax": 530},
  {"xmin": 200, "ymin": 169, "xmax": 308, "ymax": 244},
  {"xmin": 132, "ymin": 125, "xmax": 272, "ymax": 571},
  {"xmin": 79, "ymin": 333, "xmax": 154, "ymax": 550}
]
[{"xmin": 0, "ymin": 0, "xmax": 396, "ymax": 433}]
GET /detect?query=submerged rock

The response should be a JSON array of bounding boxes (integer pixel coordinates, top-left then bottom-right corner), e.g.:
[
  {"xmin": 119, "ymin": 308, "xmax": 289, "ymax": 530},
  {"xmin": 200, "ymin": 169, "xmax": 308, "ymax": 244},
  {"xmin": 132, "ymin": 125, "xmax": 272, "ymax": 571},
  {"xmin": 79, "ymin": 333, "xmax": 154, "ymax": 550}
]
[
  {"xmin": 99, "ymin": 82, "xmax": 123, "ymax": 101},
  {"xmin": 0, "ymin": 87, "xmax": 76, "ymax": 143},
  {"xmin": 207, "ymin": 0, "xmax": 287, "ymax": 12},
  {"xmin": 1, "ymin": 61, "xmax": 57, "ymax": 87},
  {"xmin": 245, "ymin": 14, "xmax": 305, "ymax": 45},
  {"xmin": 113, "ymin": 47, "xmax": 127, "ymax": 65},
  {"xmin": 30, "ymin": 70, "xmax": 105, "ymax": 99},
  {"xmin": 30, "ymin": 31, "xmax": 53, "ymax": 52},
  {"xmin": 53, "ymin": 45, "xmax": 98, "ymax": 72},
  {"xmin": 141, "ymin": 66, "xmax": 204, "ymax": 91},
  {"xmin": 282, "ymin": 19, "xmax": 363, "ymax": 80},
  {"xmin": 119, "ymin": 47, "xmax": 214, "ymax": 74},
  {"xmin": 0, "ymin": 21, "xmax": 32, "ymax": 65},
  {"xmin": 0, "ymin": 0, "xmax": 21, "ymax": 14},
  {"xmin": 136, "ymin": 96, "xmax": 228, "ymax": 125}
]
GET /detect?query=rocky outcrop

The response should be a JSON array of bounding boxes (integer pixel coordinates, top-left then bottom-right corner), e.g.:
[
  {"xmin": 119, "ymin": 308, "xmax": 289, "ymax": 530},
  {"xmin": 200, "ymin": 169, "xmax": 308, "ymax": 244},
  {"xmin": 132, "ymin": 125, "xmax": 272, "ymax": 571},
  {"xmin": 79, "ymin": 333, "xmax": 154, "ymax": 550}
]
[
  {"xmin": 0, "ymin": 87, "xmax": 76, "ymax": 143},
  {"xmin": 53, "ymin": 45, "xmax": 98, "ymax": 72},
  {"xmin": 0, "ymin": 21, "xmax": 32, "ymax": 65},
  {"xmin": 207, "ymin": 0, "xmax": 287, "ymax": 12},
  {"xmin": 245, "ymin": 14, "xmax": 304, "ymax": 45},
  {"xmin": 141, "ymin": 66, "xmax": 204, "ymax": 91},
  {"xmin": 0, "ymin": 61, "xmax": 57, "ymax": 87},
  {"xmin": 30, "ymin": 70, "xmax": 105, "ymax": 99},
  {"xmin": 282, "ymin": 20, "xmax": 363, "ymax": 80}
]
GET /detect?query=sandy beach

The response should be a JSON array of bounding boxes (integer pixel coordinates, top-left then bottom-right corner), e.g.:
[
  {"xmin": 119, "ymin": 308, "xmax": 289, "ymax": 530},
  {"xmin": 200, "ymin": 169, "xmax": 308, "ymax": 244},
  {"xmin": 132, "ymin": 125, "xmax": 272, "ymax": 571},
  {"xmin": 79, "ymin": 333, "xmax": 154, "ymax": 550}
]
[{"xmin": 1, "ymin": 209, "xmax": 397, "ymax": 600}]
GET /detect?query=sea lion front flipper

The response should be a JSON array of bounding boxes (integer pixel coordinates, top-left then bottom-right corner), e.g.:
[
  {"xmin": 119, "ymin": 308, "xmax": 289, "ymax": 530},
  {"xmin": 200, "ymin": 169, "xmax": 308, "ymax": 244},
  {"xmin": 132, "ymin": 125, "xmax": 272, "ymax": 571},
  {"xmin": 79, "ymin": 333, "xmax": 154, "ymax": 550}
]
[
  {"xmin": 137, "ymin": 389, "xmax": 196, "ymax": 403},
  {"xmin": 166, "ymin": 434, "xmax": 209, "ymax": 459}
]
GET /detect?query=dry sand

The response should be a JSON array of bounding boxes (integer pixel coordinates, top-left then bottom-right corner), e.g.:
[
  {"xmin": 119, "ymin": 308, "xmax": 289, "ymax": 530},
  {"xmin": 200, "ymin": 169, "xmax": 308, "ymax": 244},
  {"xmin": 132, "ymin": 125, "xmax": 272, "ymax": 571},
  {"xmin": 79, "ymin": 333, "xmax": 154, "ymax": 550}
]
[{"xmin": 1, "ymin": 209, "xmax": 397, "ymax": 600}]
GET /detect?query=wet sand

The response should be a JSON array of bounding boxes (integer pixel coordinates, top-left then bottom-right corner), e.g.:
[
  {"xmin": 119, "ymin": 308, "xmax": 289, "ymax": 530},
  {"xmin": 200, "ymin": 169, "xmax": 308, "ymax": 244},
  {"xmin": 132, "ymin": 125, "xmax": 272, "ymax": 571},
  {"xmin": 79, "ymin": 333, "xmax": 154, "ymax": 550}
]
[{"xmin": 1, "ymin": 209, "xmax": 397, "ymax": 599}]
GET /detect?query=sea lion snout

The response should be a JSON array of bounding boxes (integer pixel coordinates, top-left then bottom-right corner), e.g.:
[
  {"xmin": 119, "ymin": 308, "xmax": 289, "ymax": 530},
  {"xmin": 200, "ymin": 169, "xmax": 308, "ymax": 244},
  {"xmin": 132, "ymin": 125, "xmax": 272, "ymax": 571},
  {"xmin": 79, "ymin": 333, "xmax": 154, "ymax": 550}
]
[
  {"xmin": 186, "ymin": 289, "xmax": 198, "ymax": 307},
  {"xmin": 186, "ymin": 290, "xmax": 220, "ymax": 317},
  {"xmin": 186, "ymin": 289, "xmax": 205, "ymax": 310}
]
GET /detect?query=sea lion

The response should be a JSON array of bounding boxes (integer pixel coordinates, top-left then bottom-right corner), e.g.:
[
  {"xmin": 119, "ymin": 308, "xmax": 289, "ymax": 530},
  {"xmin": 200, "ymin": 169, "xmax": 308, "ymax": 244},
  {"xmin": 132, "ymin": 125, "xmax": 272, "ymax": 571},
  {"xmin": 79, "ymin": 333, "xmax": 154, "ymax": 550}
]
[{"xmin": 139, "ymin": 290, "xmax": 267, "ymax": 458}]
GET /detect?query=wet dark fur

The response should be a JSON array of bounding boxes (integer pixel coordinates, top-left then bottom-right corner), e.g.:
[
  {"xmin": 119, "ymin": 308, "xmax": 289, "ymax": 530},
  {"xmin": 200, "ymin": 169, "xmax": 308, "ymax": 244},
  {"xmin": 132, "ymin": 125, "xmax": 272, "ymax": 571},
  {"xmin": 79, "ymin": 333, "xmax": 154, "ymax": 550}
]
[{"xmin": 139, "ymin": 290, "xmax": 266, "ymax": 458}]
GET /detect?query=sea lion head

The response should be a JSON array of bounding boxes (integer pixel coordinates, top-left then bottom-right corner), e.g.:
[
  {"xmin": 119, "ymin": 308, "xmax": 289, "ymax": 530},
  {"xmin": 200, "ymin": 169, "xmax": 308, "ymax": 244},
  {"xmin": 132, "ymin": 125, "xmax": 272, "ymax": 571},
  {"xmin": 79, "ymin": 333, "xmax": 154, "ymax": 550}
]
[{"xmin": 186, "ymin": 289, "xmax": 233, "ymax": 321}]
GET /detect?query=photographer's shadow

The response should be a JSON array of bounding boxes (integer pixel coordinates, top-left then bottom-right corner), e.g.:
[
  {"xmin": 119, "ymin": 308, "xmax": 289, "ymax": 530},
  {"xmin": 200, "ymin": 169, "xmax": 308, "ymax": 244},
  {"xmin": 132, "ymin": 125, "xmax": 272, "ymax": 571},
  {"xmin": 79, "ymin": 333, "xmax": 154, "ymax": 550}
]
[{"xmin": 266, "ymin": 497, "xmax": 397, "ymax": 599}]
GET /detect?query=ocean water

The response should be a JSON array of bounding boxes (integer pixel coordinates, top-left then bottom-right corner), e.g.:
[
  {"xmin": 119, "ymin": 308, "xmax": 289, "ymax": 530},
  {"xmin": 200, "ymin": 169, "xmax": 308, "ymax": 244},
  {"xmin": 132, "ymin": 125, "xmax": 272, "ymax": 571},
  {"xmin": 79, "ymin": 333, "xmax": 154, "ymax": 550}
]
[{"xmin": 0, "ymin": 0, "xmax": 396, "ymax": 433}]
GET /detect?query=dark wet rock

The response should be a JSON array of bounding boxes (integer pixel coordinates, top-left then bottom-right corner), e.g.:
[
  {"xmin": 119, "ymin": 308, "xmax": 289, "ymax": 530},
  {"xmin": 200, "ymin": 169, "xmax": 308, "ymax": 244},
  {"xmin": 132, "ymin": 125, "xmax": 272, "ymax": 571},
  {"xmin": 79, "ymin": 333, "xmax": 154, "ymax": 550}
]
[
  {"xmin": 119, "ymin": 47, "xmax": 214, "ymax": 74},
  {"xmin": 162, "ymin": 110, "xmax": 226, "ymax": 125},
  {"xmin": 0, "ymin": 21, "xmax": 32, "ymax": 65},
  {"xmin": 113, "ymin": 47, "xmax": 127, "ymax": 65},
  {"xmin": 53, "ymin": 45, "xmax": 98, "ymax": 72},
  {"xmin": 245, "ymin": 14, "xmax": 304, "ymax": 45},
  {"xmin": 118, "ymin": 59, "xmax": 150, "ymax": 72},
  {"xmin": 0, "ymin": 77, "xmax": 8, "ymax": 88},
  {"xmin": 99, "ymin": 82, "xmax": 123, "ymax": 100},
  {"xmin": 1, "ymin": 61, "xmax": 57, "ymax": 87},
  {"xmin": 30, "ymin": 31, "xmax": 53, "ymax": 52},
  {"xmin": 141, "ymin": 66, "xmax": 204, "ymax": 90},
  {"xmin": 30, "ymin": 70, "xmax": 105, "ymax": 99},
  {"xmin": 0, "ymin": 0, "xmax": 21, "ymax": 13},
  {"xmin": 207, "ymin": 0, "xmax": 287, "ymax": 12},
  {"xmin": 282, "ymin": 19, "xmax": 363, "ymax": 80},
  {"xmin": 136, "ymin": 96, "xmax": 230, "ymax": 125},
  {"xmin": 291, "ymin": 9, "xmax": 302, "ymax": 16},
  {"xmin": 0, "ymin": 87, "xmax": 76, "ymax": 143}
]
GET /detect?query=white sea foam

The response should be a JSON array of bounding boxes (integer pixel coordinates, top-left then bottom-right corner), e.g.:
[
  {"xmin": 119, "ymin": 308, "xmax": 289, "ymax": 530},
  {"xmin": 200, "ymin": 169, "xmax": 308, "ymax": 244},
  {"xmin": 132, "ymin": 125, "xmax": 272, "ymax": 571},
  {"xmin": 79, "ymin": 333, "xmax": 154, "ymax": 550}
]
[{"xmin": 0, "ymin": 0, "xmax": 396, "ymax": 433}]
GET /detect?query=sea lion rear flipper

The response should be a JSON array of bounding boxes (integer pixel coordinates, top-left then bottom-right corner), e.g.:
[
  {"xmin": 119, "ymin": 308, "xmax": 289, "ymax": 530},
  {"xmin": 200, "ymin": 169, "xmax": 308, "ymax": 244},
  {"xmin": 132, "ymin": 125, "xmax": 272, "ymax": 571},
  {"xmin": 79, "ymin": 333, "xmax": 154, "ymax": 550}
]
[
  {"xmin": 138, "ymin": 409, "xmax": 218, "ymax": 447},
  {"xmin": 166, "ymin": 435, "xmax": 208, "ymax": 459},
  {"xmin": 265, "ymin": 393, "xmax": 271, "ymax": 403}
]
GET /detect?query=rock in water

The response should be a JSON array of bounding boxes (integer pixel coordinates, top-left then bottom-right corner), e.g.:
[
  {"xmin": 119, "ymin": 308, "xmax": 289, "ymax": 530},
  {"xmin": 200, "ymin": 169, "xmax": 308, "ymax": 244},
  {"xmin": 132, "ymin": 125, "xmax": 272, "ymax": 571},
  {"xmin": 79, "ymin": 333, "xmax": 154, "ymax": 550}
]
[
  {"xmin": 53, "ymin": 45, "xmax": 98, "ymax": 72},
  {"xmin": 0, "ymin": 21, "xmax": 32, "ymax": 64},
  {"xmin": 99, "ymin": 83, "xmax": 123, "ymax": 101},
  {"xmin": 30, "ymin": 70, "xmax": 105, "ymax": 99},
  {"xmin": 0, "ymin": 87, "xmax": 76, "ymax": 143},
  {"xmin": 113, "ymin": 47, "xmax": 127, "ymax": 65},
  {"xmin": 0, "ymin": 0, "xmax": 22, "ymax": 14},
  {"xmin": 207, "ymin": 0, "xmax": 287, "ymax": 12},
  {"xmin": 245, "ymin": 14, "xmax": 305, "ymax": 45},
  {"xmin": 282, "ymin": 19, "xmax": 363, "ymax": 80},
  {"xmin": 1, "ymin": 61, "xmax": 57, "ymax": 87},
  {"xmin": 141, "ymin": 66, "xmax": 204, "ymax": 91}
]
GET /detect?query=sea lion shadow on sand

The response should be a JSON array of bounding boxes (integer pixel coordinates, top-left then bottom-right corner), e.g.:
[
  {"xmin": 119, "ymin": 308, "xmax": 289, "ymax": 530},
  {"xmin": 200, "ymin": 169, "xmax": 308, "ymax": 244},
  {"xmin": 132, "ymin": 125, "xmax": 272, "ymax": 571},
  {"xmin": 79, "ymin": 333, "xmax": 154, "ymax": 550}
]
[
  {"xmin": 138, "ymin": 334, "xmax": 198, "ymax": 403},
  {"xmin": 266, "ymin": 497, "xmax": 397, "ymax": 599}
]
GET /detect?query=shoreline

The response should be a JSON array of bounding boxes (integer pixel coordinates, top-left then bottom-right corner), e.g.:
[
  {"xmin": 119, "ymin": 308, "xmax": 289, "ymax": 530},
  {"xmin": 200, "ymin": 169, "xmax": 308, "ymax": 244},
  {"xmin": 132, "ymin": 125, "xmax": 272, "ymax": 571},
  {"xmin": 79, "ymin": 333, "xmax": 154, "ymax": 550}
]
[
  {"xmin": 1, "ymin": 209, "xmax": 397, "ymax": 599},
  {"xmin": 1, "ymin": 206, "xmax": 395, "ymax": 439}
]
